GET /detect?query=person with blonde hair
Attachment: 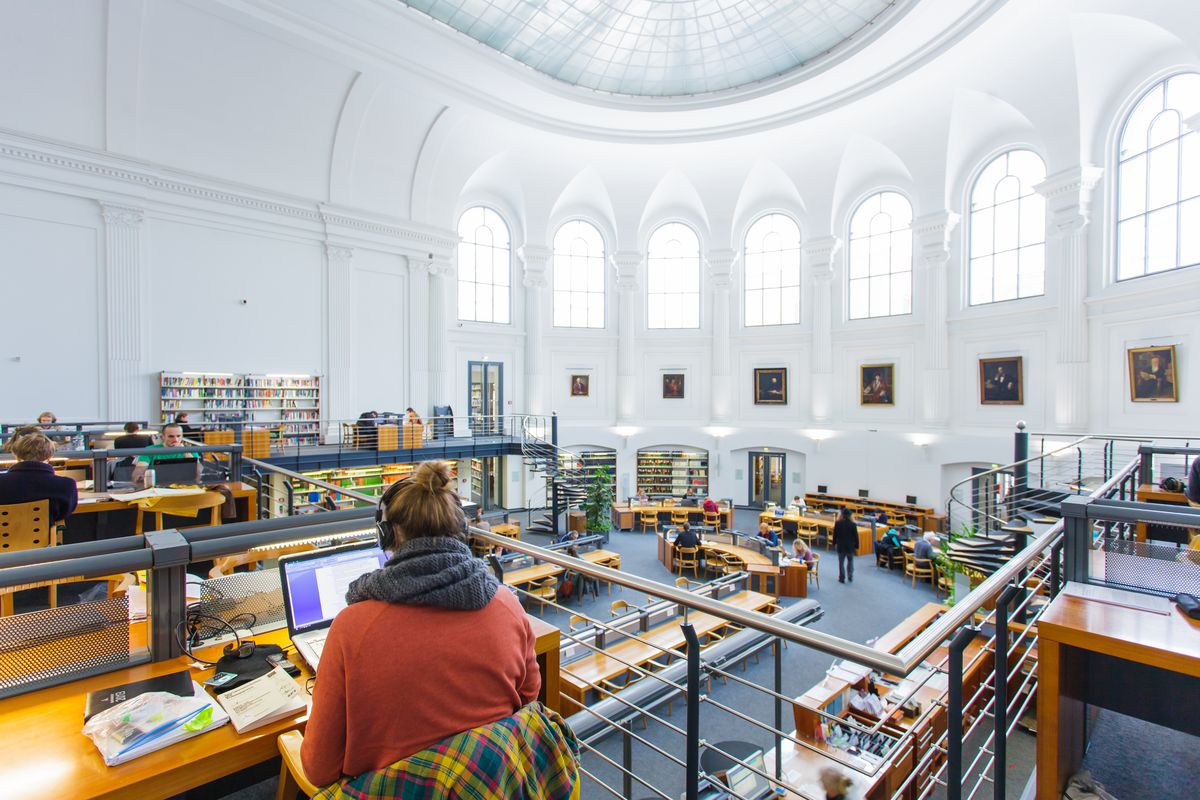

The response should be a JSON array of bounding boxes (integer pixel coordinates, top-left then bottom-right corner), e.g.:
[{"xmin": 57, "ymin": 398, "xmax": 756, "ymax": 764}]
[
  {"xmin": 301, "ymin": 461, "xmax": 576, "ymax": 794},
  {"xmin": 2, "ymin": 425, "xmax": 39, "ymax": 454},
  {"xmin": 0, "ymin": 432, "xmax": 78, "ymax": 523}
]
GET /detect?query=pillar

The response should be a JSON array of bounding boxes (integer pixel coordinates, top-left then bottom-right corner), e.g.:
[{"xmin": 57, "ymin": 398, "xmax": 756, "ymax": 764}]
[
  {"xmin": 803, "ymin": 236, "xmax": 840, "ymax": 422},
  {"xmin": 707, "ymin": 249, "xmax": 737, "ymax": 421},
  {"xmin": 611, "ymin": 251, "xmax": 642, "ymax": 423},
  {"xmin": 913, "ymin": 211, "xmax": 959, "ymax": 427},
  {"xmin": 100, "ymin": 202, "xmax": 145, "ymax": 420},
  {"xmin": 324, "ymin": 243, "xmax": 355, "ymax": 436},
  {"xmin": 1036, "ymin": 166, "xmax": 1103, "ymax": 432},
  {"xmin": 427, "ymin": 254, "xmax": 454, "ymax": 410},
  {"xmin": 518, "ymin": 244, "xmax": 550, "ymax": 414}
]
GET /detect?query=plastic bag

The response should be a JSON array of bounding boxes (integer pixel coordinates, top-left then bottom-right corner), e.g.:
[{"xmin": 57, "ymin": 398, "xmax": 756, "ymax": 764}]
[{"xmin": 82, "ymin": 689, "xmax": 221, "ymax": 765}]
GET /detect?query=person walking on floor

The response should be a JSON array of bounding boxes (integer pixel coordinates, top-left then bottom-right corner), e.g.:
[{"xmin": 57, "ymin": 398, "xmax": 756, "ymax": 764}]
[{"xmin": 832, "ymin": 507, "xmax": 858, "ymax": 583}]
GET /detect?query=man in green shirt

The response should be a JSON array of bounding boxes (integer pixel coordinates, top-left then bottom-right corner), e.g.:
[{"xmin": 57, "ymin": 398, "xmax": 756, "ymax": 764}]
[{"xmin": 131, "ymin": 424, "xmax": 201, "ymax": 483}]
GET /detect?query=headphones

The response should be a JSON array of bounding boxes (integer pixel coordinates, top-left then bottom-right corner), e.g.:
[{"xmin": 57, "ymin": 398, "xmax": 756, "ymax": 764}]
[
  {"xmin": 375, "ymin": 480, "xmax": 403, "ymax": 551},
  {"xmin": 175, "ymin": 609, "xmax": 257, "ymax": 665}
]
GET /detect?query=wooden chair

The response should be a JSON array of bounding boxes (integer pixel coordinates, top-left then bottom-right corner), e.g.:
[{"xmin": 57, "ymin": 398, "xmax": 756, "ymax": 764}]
[
  {"xmin": 611, "ymin": 599, "xmax": 633, "ymax": 617},
  {"xmin": 134, "ymin": 491, "xmax": 225, "ymax": 535},
  {"xmin": 673, "ymin": 545, "xmax": 700, "ymax": 578},
  {"xmin": 529, "ymin": 577, "xmax": 558, "ymax": 615},
  {"xmin": 675, "ymin": 577, "xmax": 695, "ymax": 591},
  {"xmin": 888, "ymin": 513, "xmax": 908, "ymax": 528},
  {"xmin": 0, "ymin": 500, "xmax": 57, "ymax": 612},
  {"xmin": 808, "ymin": 552, "xmax": 820, "ymax": 589},
  {"xmin": 703, "ymin": 551, "xmax": 729, "ymax": 577},
  {"xmin": 670, "ymin": 509, "xmax": 689, "ymax": 527},
  {"xmin": 638, "ymin": 511, "xmax": 658, "ymax": 534},
  {"xmin": 719, "ymin": 554, "xmax": 746, "ymax": 576},
  {"xmin": 795, "ymin": 522, "xmax": 820, "ymax": 550},
  {"xmin": 703, "ymin": 511, "xmax": 720, "ymax": 528},
  {"xmin": 904, "ymin": 551, "xmax": 935, "ymax": 589},
  {"xmin": 277, "ymin": 731, "xmax": 319, "ymax": 799},
  {"xmin": 209, "ymin": 542, "xmax": 316, "ymax": 578},
  {"xmin": 935, "ymin": 568, "xmax": 953, "ymax": 598},
  {"xmin": 568, "ymin": 613, "xmax": 588, "ymax": 632}
]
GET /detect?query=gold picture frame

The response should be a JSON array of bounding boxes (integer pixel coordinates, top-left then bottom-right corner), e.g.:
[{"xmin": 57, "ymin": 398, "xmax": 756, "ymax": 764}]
[
  {"xmin": 1127, "ymin": 345, "xmax": 1178, "ymax": 402},
  {"xmin": 860, "ymin": 364, "xmax": 894, "ymax": 406},
  {"xmin": 753, "ymin": 368, "xmax": 787, "ymax": 405},
  {"xmin": 570, "ymin": 374, "xmax": 589, "ymax": 397},
  {"xmin": 979, "ymin": 356, "xmax": 1023, "ymax": 405}
]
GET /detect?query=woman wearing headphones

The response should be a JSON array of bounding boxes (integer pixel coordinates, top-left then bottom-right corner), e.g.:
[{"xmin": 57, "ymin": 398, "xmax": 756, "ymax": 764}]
[{"xmin": 300, "ymin": 460, "xmax": 549, "ymax": 789}]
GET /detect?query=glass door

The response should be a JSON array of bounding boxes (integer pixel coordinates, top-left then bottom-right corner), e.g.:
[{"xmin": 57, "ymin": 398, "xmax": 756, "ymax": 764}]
[
  {"xmin": 468, "ymin": 361, "xmax": 503, "ymax": 436},
  {"xmin": 469, "ymin": 456, "xmax": 504, "ymax": 511},
  {"xmin": 749, "ymin": 452, "xmax": 786, "ymax": 508}
]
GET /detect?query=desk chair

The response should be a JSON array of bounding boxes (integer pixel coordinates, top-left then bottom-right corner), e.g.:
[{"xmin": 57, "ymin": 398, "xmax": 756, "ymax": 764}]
[
  {"xmin": 673, "ymin": 545, "xmax": 700, "ymax": 578},
  {"xmin": 638, "ymin": 511, "xmax": 658, "ymax": 534},
  {"xmin": 935, "ymin": 569, "xmax": 953, "ymax": 599},
  {"xmin": 134, "ymin": 491, "xmax": 225, "ymax": 535},
  {"xmin": 795, "ymin": 521, "xmax": 820, "ymax": 551},
  {"xmin": 904, "ymin": 551, "xmax": 935, "ymax": 589},
  {"xmin": 209, "ymin": 542, "xmax": 316, "ymax": 578},
  {"xmin": 611, "ymin": 599, "xmax": 635, "ymax": 617},
  {"xmin": 568, "ymin": 613, "xmax": 588, "ymax": 632},
  {"xmin": 718, "ymin": 554, "xmax": 746, "ymax": 576},
  {"xmin": 670, "ymin": 508, "xmax": 689, "ymax": 527},
  {"xmin": 529, "ymin": 577, "xmax": 557, "ymax": 615},
  {"xmin": 703, "ymin": 511, "xmax": 720, "ymax": 528},
  {"xmin": 0, "ymin": 500, "xmax": 57, "ymax": 612},
  {"xmin": 887, "ymin": 512, "xmax": 908, "ymax": 528},
  {"xmin": 703, "ymin": 551, "xmax": 730, "ymax": 578},
  {"xmin": 808, "ymin": 552, "xmax": 820, "ymax": 589},
  {"xmin": 675, "ymin": 577, "xmax": 696, "ymax": 591}
]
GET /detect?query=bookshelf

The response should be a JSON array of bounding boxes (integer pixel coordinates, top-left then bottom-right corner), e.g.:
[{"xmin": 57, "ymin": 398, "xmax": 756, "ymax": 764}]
[
  {"xmin": 562, "ymin": 448, "xmax": 617, "ymax": 495},
  {"xmin": 636, "ymin": 448, "xmax": 708, "ymax": 496},
  {"xmin": 293, "ymin": 461, "xmax": 460, "ymax": 506},
  {"xmin": 159, "ymin": 371, "xmax": 321, "ymax": 445}
]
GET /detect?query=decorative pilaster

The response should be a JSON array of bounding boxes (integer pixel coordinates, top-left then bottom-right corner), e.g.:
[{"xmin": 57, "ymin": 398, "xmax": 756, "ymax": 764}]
[
  {"xmin": 100, "ymin": 203, "xmax": 145, "ymax": 419},
  {"xmin": 1036, "ymin": 165, "xmax": 1103, "ymax": 431},
  {"xmin": 427, "ymin": 254, "xmax": 455, "ymax": 409},
  {"xmin": 519, "ymin": 245, "xmax": 550, "ymax": 414},
  {"xmin": 706, "ymin": 249, "xmax": 737, "ymax": 421},
  {"xmin": 324, "ymin": 243, "xmax": 355, "ymax": 434},
  {"xmin": 612, "ymin": 251, "xmax": 642, "ymax": 422},
  {"xmin": 408, "ymin": 259, "xmax": 431, "ymax": 416},
  {"xmin": 802, "ymin": 236, "xmax": 840, "ymax": 422},
  {"xmin": 913, "ymin": 211, "xmax": 959, "ymax": 427}
]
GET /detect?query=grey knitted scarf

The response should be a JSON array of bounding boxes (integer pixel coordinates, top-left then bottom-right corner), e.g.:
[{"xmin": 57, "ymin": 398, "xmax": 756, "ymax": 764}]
[{"xmin": 345, "ymin": 536, "xmax": 498, "ymax": 611}]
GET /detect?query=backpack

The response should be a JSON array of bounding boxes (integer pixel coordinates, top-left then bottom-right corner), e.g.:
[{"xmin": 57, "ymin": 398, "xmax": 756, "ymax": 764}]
[{"xmin": 557, "ymin": 575, "xmax": 575, "ymax": 601}]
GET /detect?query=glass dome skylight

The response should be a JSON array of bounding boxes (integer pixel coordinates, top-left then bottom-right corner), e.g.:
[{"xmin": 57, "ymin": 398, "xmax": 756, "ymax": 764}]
[{"xmin": 401, "ymin": 0, "xmax": 900, "ymax": 97}]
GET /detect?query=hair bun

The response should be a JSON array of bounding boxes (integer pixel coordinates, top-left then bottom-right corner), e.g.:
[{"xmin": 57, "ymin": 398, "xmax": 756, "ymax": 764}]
[{"xmin": 411, "ymin": 461, "xmax": 452, "ymax": 493}]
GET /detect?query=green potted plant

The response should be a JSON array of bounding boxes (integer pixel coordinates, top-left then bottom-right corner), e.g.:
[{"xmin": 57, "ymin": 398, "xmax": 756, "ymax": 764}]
[{"xmin": 580, "ymin": 465, "xmax": 615, "ymax": 538}]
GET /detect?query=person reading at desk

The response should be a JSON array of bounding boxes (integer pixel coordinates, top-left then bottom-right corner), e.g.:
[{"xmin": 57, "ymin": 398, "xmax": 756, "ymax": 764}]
[
  {"xmin": 301, "ymin": 461, "xmax": 558, "ymax": 789},
  {"xmin": 914, "ymin": 531, "xmax": 937, "ymax": 562},
  {"xmin": 114, "ymin": 422, "xmax": 154, "ymax": 450},
  {"xmin": 849, "ymin": 686, "xmax": 885, "ymax": 719},
  {"xmin": 131, "ymin": 424, "xmax": 201, "ymax": 483},
  {"xmin": 0, "ymin": 432, "xmax": 78, "ymax": 523},
  {"xmin": 702, "ymin": 495, "xmax": 719, "ymax": 515},
  {"xmin": 675, "ymin": 521, "xmax": 701, "ymax": 549},
  {"xmin": 757, "ymin": 521, "xmax": 780, "ymax": 548},
  {"xmin": 793, "ymin": 536, "xmax": 816, "ymax": 567}
]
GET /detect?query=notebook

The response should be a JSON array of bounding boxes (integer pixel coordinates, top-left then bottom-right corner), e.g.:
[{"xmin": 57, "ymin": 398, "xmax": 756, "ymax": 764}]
[
  {"xmin": 278, "ymin": 542, "xmax": 387, "ymax": 671},
  {"xmin": 213, "ymin": 666, "xmax": 306, "ymax": 734},
  {"xmin": 84, "ymin": 669, "xmax": 195, "ymax": 722}
]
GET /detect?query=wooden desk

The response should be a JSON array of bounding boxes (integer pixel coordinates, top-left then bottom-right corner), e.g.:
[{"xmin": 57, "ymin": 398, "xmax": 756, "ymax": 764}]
[
  {"xmin": 1036, "ymin": 590, "xmax": 1200, "ymax": 799},
  {"xmin": 804, "ymin": 493, "xmax": 938, "ymax": 532},
  {"xmin": 760, "ymin": 511, "xmax": 874, "ymax": 556},
  {"xmin": 65, "ymin": 482, "xmax": 257, "ymax": 543},
  {"xmin": 559, "ymin": 590, "xmax": 776, "ymax": 713},
  {"xmin": 491, "ymin": 522, "xmax": 520, "ymax": 539},
  {"xmin": 1134, "ymin": 482, "xmax": 1195, "ymax": 543},
  {"xmin": 502, "ymin": 549, "xmax": 621, "ymax": 588},
  {"xmin": 655, "ymin": 532, "xmax": 773, "ymax": 575},
  {"xmin": 611, "ymin": 504, "xmax": 733, "ymax": 531},
  {"xmin": 746, "ymin": 562, "xmax": 807, "ymax": 597},
  {"xmin": 0, "ymin": 614, "xmax": 561, "ymax": 800}
]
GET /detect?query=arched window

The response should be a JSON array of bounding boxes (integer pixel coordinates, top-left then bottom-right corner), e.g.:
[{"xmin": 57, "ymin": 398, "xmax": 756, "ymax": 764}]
[
  {"xmin": 457, "ymin": 206, "xmax": 510, "ymax": 324},
  {"xmin": 968, "ymin": 149, "xmax": 1047, "ymax": 305},
  {"xmin": 847, "ymin": 192, "xmax": 913, "ymax": 319},
  {"xmin": 646, "ymin": 222, "xmax": 700, "ymax": 329},
  {"xmin": 1116, "ymin": 72, "xmax": 1200, "ymax": 280},
  {"xmin": 744, "ymin": 214, "xmax": 801, "ymax": 326},
  {"xmin": 552, "ymin": 220, "xmax": 606, "ymax": 328}
]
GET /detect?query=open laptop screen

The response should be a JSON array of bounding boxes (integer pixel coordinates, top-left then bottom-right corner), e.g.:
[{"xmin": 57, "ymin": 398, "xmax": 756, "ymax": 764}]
[
  {"xmin": 725, "ymin": 749, "xmax": 771, "ymax": 800},
  {"xmin": 280, "ymin": 543, "xmax": 387, "ymax": 635}
]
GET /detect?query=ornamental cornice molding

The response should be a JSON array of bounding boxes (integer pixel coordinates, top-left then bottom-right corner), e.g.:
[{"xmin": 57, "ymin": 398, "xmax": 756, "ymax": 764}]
[
  {"xmin": 912, "ymin": 211, "xmax": 960, "ymax": 265},
  {"xmin": 324, "ymin": 243, "xmax": 354, "ymax": 263},
  {"xmin": 99, "ymin": 202, "xmax": 145, "ymax": 227},
  {"xmin": 1034, "ymin": 165, "xmax": 1103, "ymax": 202}
]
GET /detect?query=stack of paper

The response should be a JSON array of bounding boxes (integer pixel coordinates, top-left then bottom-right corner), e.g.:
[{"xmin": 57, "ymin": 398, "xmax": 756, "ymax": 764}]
[
  {"xmin": 214, "ymin": 666, "xmax": 306, "ymax": 734},
  {"xmin": 83, "ymin": 681, "xmax": 230, "ymax": 766}
]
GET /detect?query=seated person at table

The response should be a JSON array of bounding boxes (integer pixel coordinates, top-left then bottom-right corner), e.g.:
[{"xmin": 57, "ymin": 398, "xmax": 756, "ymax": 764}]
[
  {"xmin": 874, "ymin": 527, "xmax": 902, "ymax": 561},
  {"xmin": 1187, "ymin": 454, "xmax": 1200, "ymax": 508},
  {"xmin": 874, "ymin": 509, "xmax": 888, "ymax": 526},
  {"xmin": 849, "ymin": 686, "xmax": 885, "ymax": 719},
  {"xmin": 0, "ymin": 432, "xmax": 78, "ymax": 523},
  {"xmin": 172, "ymin": 412, "xmax": 202, "ymax": 438},
  {"xmin": 792, "ymin": 536, "xmax": 816, "ymax": 567},
  {"xmin": 114, "ymin": 421, "xmax": 154, "ymax": 450},
  {"xmin": 301, "ymin": 461, "xmax": 543, "ymax": 788},
  {"xmin": 914, "ymin": 531, "xmax": 938, "ymax": 561},
  {"xmin": 2, "ymin": 425, "xmax": 38, "ymax": 453},
  {"xmin": 702, "ymin": 495, "xmax": 719, "ymax": 514},
  {"xmin": 472, "ymin": 506, "xmax": 491, "ymax": 532},
  {"xmin": 131, "ymin": 424, "xmax": 201, "ymax": 483},
  {"xmin": 36, "ymin": 411, "xmax": 60, "ymax": 430},
  {"xmin": 757, "ymin": 521, "xmax": 780, "ymax": 547},
  {"xmin": 674, "ymin": 522, "xmax": 701, "ymax": 549},
  {"xmin": 788, "ymin": 494, "xmax": 807, "ymax": 513}
]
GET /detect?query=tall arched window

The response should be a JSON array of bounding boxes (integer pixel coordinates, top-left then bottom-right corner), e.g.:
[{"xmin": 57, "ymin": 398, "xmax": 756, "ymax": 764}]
[
  {"xmin": 1116, "ymin": 72, "xmax": 1200, "ymax": 280},
  {"xmin": 646, "ymin": 222, "xmax": 700, "ymax": 329},
  {"xmin": 552, "ymin": 220, "xmax": 605, "ymax": 328},
  {"xmin": 744, "ymin": 213, "xmax": 801, "ymax": 326},
  {"xmin": 968, "ymin": 149, "xmax": 1047, "ymax": 305},
  {"xmin": 457, "ymin": 206, "xmax": 510, "ymax": 324},
  {"xmin": 847, "ymin": 192, "xmax": 913, "ymax": 319}
]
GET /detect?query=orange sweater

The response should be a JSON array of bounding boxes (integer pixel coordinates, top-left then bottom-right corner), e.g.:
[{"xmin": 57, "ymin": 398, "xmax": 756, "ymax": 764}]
[{"xmin": 300, "ymin": 588, "xmax": 541, "ymax": 787}]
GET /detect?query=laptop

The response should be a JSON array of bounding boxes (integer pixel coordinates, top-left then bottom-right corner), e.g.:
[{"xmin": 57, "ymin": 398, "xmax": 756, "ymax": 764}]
[
  {"xmin": 721, "ymin": 749, "xmax": 775, "ymax": 800},
  {"xmin": 278, "ymin": 542, "xmax": 388, "ymax": 671}
]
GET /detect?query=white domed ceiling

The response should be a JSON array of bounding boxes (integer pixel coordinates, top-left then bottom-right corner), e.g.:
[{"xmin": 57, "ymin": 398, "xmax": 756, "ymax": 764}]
[{"xmin": 400, "ymin": 0, "xmax": 909, "ymax": 97}]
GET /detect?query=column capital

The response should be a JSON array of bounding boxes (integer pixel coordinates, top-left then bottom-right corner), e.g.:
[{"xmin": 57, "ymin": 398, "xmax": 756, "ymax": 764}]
[
  {"xmin": 705, "ymin": 248, "xmax": 738, "ymax": 289},
  {"xmin": 324, "ymin": 242, "xmax": 354, "ymax": 263},
  {"xmin": 802, "ymin": 236, "xmax": 841, "ymax": 278},
  {"xmin": 518, "ymin": 244, "xmax": 551, "ymax": 288},
  {"xmin": 912, "ymin": 211, "xmax": 960, "ymax": 266},
  {"xmin": 1035, "ymin": 165, "xmax": 1104, "ymax": 232},
  {"xmin": 99, "ymin": 202, "xmax": 144, "ymax": 227},
  {"xmin": 427, "ymin": 253, "xmax": 455, "ymax": 278},
  {"xmin": 611, "ymin": 250, "xmax": 642, "ymax": 291}
]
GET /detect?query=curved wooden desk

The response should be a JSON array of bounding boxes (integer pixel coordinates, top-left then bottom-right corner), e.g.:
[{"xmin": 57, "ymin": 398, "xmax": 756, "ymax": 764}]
[
  {"xmin": 611, "ymin": 504, "xmax": 732, "ymax": 531},
  {"xmin": 759, "ymin": 511, "xmax": 874, "ymax": 556}
]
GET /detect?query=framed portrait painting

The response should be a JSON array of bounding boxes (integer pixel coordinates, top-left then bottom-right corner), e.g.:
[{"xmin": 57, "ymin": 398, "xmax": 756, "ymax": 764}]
[
  {"xmin": 570, "ymin": 374, "xmax": 589, "ymax": 397},
  {"xmin": 860, "ymin": 364, "xmax": 894, "ymax": 406},
  {"xmin": 979, "ymin": 356, "xmax": 1023, "ymax": 405},
  {"xmin": 754, "ymin": 368, "xmax": 787, "ymax": 405},
  {"xmin": 662, "ymin": 373, "xmax": 685, "ymax": 399},
  {"xmin": 1128, "ymin": 345, "xmax": 1178, "ymax": 402}
]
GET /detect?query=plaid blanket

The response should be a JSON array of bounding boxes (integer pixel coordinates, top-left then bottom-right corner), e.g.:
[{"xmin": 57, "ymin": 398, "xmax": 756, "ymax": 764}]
[{"xmin": 313, "ymin": 702, "xmax": 580, "ymax": 800}]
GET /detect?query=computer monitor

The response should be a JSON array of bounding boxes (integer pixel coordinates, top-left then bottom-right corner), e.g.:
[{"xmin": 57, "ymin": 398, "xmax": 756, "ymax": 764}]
[
  {"xmin": 906, "ymin": 495, "xmax": 918, "ymax": 505},
  {"xmin": 858, "ymin": 489, "xmax": 870, "ymax": 499},
  {"xmin": 279, "ymin": 542, "xmax": 388, "ymax": 637},
  {"xmin": 723, "ymin": 749, "xmax": 772, "ymax": 800},
  {"xmin": 817, "ymin": 484, "xmax": 828, "ymax": 494},
  {"xmin": 151, "ymin": 458, "xmax": 200, "ymax": 485}
]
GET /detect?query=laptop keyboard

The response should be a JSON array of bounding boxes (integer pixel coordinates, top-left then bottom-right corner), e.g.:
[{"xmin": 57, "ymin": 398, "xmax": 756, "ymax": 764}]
[{"xmin": 307, "ymin": 631, "xmax": 328, "ymax": 660}]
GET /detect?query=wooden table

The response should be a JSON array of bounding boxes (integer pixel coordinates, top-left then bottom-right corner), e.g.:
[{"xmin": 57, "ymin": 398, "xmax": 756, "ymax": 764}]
[
  {"xmin": 760, "ymin": 511, "xmax": 874, "ymax": 556},
  {"xmin": 491, "ymin": 522, "xmax": 520, "ymax": 539},
  {"xmin": 0, "ymin": 614, "xmax": 560, "ymax": 800},
  {"xmin": 611, "ymin": 504, "xmax": 733, "ymax": 531},
  {"xmin": 804, "ymin": 493, "xmax": 939, "ymax": 532},
  {"xmin": 656, "ymin": 532, "xmax": 772, "ymax": 575},
  {"xmin": 502, "ymin": 549, "xmax": 621, "ymax": 588},
  {"xmin": 746, "ymin": 562, "xmax": 807, "ymax": 597},
  {"xmin": 1134, "ymin": 482, "xmax": 1195, "ymax": 543},
  {"xmin": 1036, "ymin": 589, "xmax": 1200, "ymax": 799},
  {"xmin": 559, "ymin": 590, "xmax": 777, "ymax": 713},
  {"xmin": 65, "ymin": 482, "xmax": 258, "ymax": 543}
]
